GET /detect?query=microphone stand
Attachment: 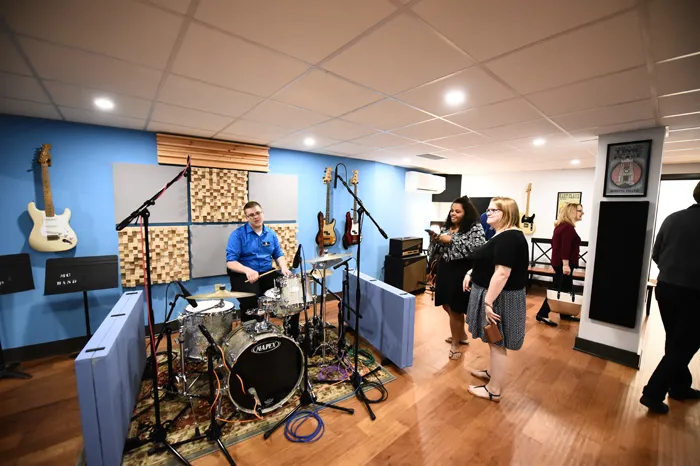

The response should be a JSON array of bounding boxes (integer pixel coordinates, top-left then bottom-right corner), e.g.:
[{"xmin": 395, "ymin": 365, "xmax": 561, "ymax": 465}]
[
  {"xmin": 334, "ymin": 172, "xmax": 388, "ymax": 421},
  {"xmin": 118, "ymin": 158, "xmax": 191, "ymax": 464}
]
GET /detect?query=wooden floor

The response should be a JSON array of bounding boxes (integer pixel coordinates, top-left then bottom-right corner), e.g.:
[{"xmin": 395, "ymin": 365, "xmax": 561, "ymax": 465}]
[{"xmin": 1, "ymin": 289, "xmax": 699, "ymax": 466}]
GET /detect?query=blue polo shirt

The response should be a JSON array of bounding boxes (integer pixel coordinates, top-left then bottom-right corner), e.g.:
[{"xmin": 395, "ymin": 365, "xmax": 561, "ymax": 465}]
[
  {"xmin": 480, "ymin": 212, "xmax": 495, "ymax": 240},
  {"xmin": 226, "ymin": 224, "xmax": 284, "ymax": 273}
]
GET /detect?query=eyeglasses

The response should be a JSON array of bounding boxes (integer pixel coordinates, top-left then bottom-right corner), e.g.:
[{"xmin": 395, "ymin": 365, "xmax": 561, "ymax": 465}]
[
  {"xmin": 485, "ymin": 208, "xmax": 501, "ymax": 214},
  {"xmin": 246, "ymin": 211, "xmax": 263, "ymax": 218}
]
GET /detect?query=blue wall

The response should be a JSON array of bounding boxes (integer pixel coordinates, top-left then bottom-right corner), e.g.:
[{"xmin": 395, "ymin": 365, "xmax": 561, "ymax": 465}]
[{"xmin": 0, "ymin": 115, "xmax": 431, "ymax": 349}]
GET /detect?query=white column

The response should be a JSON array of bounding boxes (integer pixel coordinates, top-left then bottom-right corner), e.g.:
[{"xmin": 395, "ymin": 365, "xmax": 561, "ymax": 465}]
[{"xmin": 576, "ymin": 126, "xmax": 666, "ymax": 367}]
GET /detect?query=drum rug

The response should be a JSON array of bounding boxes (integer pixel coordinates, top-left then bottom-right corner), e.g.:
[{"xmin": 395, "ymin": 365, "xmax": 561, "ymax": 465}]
[{"xmin": 116, "ymin": 333, "xmax": 396, "ymax": 466}]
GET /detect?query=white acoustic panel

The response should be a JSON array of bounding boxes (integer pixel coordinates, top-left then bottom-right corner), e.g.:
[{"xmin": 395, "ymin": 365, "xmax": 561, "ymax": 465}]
[
  {"xmin": 190, "ymin": 224, "xmax": 243, "ymax": 279},
  {"xmin": 248, "ymin": 173, "xmax": 298, "ymax": 221}
]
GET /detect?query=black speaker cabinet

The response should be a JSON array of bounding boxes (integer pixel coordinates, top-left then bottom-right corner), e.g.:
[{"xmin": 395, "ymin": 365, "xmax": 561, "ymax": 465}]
[
  {"xmin": 384, "ymin": 254, "xmax": 427, "ymax": 294},
  {"xmin": 589, "ymin": 201, "xmax": 650, "ymax": 328}
]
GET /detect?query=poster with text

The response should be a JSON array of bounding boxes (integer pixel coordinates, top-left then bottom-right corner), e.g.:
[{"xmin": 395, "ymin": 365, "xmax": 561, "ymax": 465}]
[
  {"xmin": 603, "ymin": 140, "xmax": 652, "ymax": 197},
  {"xmin": 556, "ymin": 192, "xmax": 582, "ymax": 219}
]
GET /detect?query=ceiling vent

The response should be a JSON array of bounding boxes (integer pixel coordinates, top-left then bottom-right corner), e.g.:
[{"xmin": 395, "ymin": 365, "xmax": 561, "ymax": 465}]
[{"xmin": 416, "ymin": 153, "xmax": 446, "ymax": 160}]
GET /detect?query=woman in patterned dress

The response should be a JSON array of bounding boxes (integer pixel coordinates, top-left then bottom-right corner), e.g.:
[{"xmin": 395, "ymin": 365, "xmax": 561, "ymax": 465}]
[
  {"xmin": 428, "ymin": 196, "xmax": 486, "ymax": 359},
  {"xmin": 463, "ymin": 197, "xmax": 529, "ymax": 402}
]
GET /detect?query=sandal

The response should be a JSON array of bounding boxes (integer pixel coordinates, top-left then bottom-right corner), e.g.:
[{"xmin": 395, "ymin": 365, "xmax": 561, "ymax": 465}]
[
  {"xmin": 471, "ymin": 369, "xmax": 491, "ymax": 381},
  {"xmin": 448, "ymin": 350, "xmax": 462, "ymax": 360},
  {"xmin": 468, "ymin": 385, "xmax": 501, "ymax": 402},
  {"xmin": 445, "ymin": 337, "xmax": 469, "ymax": 345}
]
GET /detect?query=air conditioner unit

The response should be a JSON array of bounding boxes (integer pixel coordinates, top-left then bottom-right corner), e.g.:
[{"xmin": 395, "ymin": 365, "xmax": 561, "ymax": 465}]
[{"xmin": 405, "ymin": 171, "xmax": 446, "ymax": 194}]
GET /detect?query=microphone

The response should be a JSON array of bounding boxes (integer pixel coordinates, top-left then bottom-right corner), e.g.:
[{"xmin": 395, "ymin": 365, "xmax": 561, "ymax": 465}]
[
  {"xmin": 333, "ymin": 257, "xmax": 352, "ymax": 270},
  {"xmin": 248, "ymin": 387, "xmax": 263, "ymax": 416},
  {"xmin": 198, "ymin": 324, "xmax": 216, "ymax": 346},
  {"xmin": 292, "ymin": 244, "xmax": 302, "ymax": 269},
  {"xmin": 176, "ymin": 281, "xmax": 198, "ymax": 308},
  {"xmin": 334, "ymin": 163, "xmax": 339, "ymax": 189}
]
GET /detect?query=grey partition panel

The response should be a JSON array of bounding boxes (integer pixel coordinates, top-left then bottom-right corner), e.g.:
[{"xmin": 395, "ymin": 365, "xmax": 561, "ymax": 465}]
[
  {"xmin": 113, "ymin": 163, "xmax": 188, "ymax": 224},
  {"xmin": 248, "ymin": 173, "xmax": 298, "ymax": 221},
  {"xmin": 190, "ymin": 224, "xmax": 243, "ymax": 278}
]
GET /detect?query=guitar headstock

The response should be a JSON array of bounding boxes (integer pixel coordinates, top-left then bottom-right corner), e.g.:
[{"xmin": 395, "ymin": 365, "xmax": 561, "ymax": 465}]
[
  {"xmin": 525, "ymin": 182, "xmax": 532, "ymax": 193},
  {"xmin": 323, "ymin": 167, "xmax": 332, "ymax": 184},
  {"xmin": 36, "ymin": 144, "xmax": 52, "ymax": 167},
  {"xmin": 350, "ymin": 170, "xmax": 359, "ymax": 185}
]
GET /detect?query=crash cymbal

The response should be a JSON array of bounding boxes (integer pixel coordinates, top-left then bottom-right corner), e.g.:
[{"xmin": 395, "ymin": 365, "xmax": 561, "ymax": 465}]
[
  {"xmin": 190, "ymin": 284, "xmax": 255, "ymax": 300},
  {"xmin": 306, "ymin": 252, "xmax": 352, "ymax": 265}
]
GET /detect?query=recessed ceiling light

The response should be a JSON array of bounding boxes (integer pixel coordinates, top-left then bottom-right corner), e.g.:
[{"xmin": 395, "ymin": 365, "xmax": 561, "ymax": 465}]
[
  {"xmin": 303, "ymin": 137, "xmax": 316, "ymax": 147},
  {"xmin": 444, "ymin": 90, "xmax": 466, "ymax": 107},
  {"xmin": 532, "ymin": 138, "xmax": 546, "ymax": 147},
  {"xmin": 94, "ymin": 97, "xmax": 114, "ymax": 111},
  {"xmin": 571, "ymin": 159, "xmax": 581, "ymax": 165}
]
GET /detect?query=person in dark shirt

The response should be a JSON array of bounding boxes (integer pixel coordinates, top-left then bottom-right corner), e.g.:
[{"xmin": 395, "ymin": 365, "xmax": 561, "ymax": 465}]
[
  {"xmin": 463, "ymin": 197, "xmax": 529, "ymax": 402},
  {"xmin": 480, "ymin": 212, "xmax": 496, "ymax": 240},
  {"xmin": 536, "ymin": 203, "xmax": 584, "ymax": 326},
  {"xmin": 640, "ymin": 181, "xmax": 700, "ymax": 414}
]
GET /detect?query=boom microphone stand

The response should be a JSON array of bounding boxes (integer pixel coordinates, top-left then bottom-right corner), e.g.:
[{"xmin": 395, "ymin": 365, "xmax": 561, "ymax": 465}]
[
  {"xmin": 334, "ymin": 168, "xmax": 388, "ymax": 420},
  {"xmin": 117, "ymin": 157, "xmax": 192, "ymax": 464}
]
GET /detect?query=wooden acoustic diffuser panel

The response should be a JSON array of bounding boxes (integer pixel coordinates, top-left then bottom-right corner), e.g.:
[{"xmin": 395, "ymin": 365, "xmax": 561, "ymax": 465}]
[
  {"xmin": 190, "ymin": 167, "xmax": 248, "ymax": 223},
  {"xmin": 118, "ymin": 226, "xmax": 190, "ymax": 288},
  {"xmin": 156, "ymin": 134, "xmax": 269, "ymax": 172},
  {"xmin": 267, "ymin": 224, "xmax": 298, "ymax": 266}
]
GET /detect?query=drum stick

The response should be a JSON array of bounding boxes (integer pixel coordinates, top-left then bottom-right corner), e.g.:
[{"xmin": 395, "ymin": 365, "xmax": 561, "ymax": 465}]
[{"xmin": 245, "ymin": 269, "xmax": 277, "ymax": 284}]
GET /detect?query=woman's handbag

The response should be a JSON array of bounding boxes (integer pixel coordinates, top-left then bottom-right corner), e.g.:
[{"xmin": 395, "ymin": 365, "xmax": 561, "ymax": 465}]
[
  {"xmin": 547, "ymin": 273, "xmax": 582, "ymax": 316},
  {"xmin": 484, "ymin": 323, "xmax": 503, "ymax": 344}
]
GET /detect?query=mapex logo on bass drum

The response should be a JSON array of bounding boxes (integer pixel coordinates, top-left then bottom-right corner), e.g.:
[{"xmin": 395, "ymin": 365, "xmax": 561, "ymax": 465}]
[{"xmin": 252, "ymin": 340, "xmax": 281, "ymax": 354}]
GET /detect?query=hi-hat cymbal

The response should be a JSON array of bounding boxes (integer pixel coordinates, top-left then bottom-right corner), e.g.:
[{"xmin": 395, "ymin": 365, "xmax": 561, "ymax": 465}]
[
  {"xmin": 189, "ymin": 289, "xmax": 255, "ymax": 300},
  {"xmin": 310, "ymin": 268, "xmax": 333, "ymax": 278},
  {"xmin": 306, "ymin": 252, "xmax": 352, "ymax": 265}
]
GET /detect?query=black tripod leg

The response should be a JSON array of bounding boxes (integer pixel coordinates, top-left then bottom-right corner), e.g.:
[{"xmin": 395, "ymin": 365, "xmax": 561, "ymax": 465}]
[
  {"xmin": 215, "ymin": 437, "xmax": 236, "ymax": 465},
  {"xmin": 312, "ymin": 400, "xmax": 354, "ymax": 414},
  {"xmin": 263, "ymin": 403, "xmax": 304, "ymax": 440},
  {"xmin": 162, "ymin": 440, "xmax": 192, "ymax": 465},
  {"xmin": 0, "ymin": 362, "xmax": 32, "ymax": 380}
]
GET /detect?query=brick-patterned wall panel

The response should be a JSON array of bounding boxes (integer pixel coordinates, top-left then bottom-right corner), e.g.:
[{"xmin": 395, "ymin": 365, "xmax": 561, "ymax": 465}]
[
  {"xmin": 190, "ymin": 167, "xmax": 247, "ymax": 223},
  {"xmin": 118, "ymin": 226, "xmax": 190, "ymax": 288},
  {"xmin": 267, "ymin": 223, "xmax": 298, "ymax": 265}
]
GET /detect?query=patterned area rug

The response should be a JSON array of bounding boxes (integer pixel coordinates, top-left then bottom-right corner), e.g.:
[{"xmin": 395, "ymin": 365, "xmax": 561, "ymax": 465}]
[{"xmin": 119, "ymin": 332, "xmax": 395, "ymax": 466}]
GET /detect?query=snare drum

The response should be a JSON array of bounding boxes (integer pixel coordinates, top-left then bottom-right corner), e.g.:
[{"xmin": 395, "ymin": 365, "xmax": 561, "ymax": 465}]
[
  {"xmin": 275, "ymin": 274, "xmax": 314, "ymax": 315},
  {"xmin": 179, "ymin": 300, "xmax": 235, "ymax": 360}
]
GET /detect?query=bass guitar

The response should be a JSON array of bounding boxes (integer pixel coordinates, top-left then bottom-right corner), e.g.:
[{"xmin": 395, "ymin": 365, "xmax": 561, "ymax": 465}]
[
  {"xmin": 342, "ymin": 170, "xmax": 361, "ymax": 249},
  {"xmin": 316, "ymin": 167, "xmax": 337, "ymax": 254},
  {"xmin": 28, "ymin": 144, "xmax": 78, "ymax": 252}
]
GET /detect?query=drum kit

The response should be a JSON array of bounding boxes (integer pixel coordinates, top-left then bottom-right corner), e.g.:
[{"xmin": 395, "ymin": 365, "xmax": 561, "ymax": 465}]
[{"xmin": 171, "ymin": 252, "xmax": 352, "ymax": 418}]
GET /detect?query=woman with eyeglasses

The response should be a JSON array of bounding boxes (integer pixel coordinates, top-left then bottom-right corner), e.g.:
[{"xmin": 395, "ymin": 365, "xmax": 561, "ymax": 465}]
[
  {"xmin": 535, "ymin": 203, "xmax": 584, "ymax": 327},
  {"xmin": 463, "ymin": 197, "xmax": 529, "ymax": 402},
  {"xmin": 427, "ymin": 196, "xmax": 486, "ymax": 360}
]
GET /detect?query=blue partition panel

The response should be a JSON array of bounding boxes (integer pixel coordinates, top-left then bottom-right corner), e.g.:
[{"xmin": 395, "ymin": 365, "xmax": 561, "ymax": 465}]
[
  {"xmin": 346, "ymin": 271, "xmax": 415, "ymax": 369},
  {"xmin": 75, "ymin": 291, "xmax": 145, "ymax": 466}
]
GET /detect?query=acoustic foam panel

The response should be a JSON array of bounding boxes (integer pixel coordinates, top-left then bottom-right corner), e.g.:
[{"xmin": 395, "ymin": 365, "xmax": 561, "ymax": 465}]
[
  {"xmin": 588, "ymin": 201, "xmax": 649, "ymax": 328},
  {"xmin": 118, "ymin": 226, "xmax": 189, "ymax": 287},
  {"xmin": 112, "ymin": 163, "xmax": 188, "ymax": 224},
  {"xmin": 190, "ymin": 223, "xmax": 298, "ymax": 279},
  {"xmin": 248, "ymin": 173, "xmax": 298, "ymax": 221},
  {"xmin": 190, "ymin": 167, "xmax": 247, "ymax": 223}
]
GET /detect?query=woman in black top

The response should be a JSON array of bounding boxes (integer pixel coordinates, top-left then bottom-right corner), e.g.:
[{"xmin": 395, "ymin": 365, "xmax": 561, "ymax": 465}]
[
  {"xmin": 463, "ymin": 197, "xmax": 529, "ymax": 402},
  {"xmin": 428, "ymin": 196, "xmax": 485, "ymax": 359}
]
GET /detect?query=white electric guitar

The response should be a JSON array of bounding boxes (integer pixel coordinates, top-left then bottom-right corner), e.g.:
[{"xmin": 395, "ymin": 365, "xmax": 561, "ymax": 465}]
[{"xmin": 28, "ymin": 144, "xmax": 78, "ymax": 252}]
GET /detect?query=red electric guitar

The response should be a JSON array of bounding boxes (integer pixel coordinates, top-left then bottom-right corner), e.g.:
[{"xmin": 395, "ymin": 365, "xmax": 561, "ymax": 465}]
[{"xmin": 342, "ymin": 170, "xmax": 361, "ymax": 249}]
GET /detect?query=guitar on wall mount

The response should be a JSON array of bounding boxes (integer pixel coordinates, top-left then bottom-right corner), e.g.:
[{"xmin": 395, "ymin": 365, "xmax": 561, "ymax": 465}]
[
  {"xmin": 342, "ymin": 170, "xmax": 361, "ymax": 249},
  {"xmin": 520, "ymin": 182, "xmax": 536, "ymax": 235},
  {"xmin": 28, "ymin": 144, "xmax": 78, "ymax": 252},
  {"xmin": 316, "ymin": 167, "xmax": 337, "ymax": 254}
]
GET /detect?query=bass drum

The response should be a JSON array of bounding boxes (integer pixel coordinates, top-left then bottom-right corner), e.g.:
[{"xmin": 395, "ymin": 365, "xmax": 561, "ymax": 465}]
[{"xmin": 223, "ymin": 324, "xmax": 304, "ymax": 414}]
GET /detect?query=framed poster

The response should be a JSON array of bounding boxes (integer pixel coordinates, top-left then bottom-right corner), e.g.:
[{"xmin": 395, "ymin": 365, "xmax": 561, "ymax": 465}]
[
  {"xmin": 556, "ymin": 192, "xmax": 582, "ymax": 219},
  {"xmin": 603, "ymin": 140, "xmax": 652, "ymax": 197}
]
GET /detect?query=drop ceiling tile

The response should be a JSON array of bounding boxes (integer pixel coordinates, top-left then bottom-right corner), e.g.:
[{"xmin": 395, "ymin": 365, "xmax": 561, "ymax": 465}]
[
  {"xmin": 667, "ymin": 128, "xmax": 700, "ymax": 142},
  {"xmin": 0, "ymin": 72, "xmax": 49, "ymax": 103},
  {"xmin": 148, "ymin": 0, "xmax": 192, "ymax": 14},
  {"xmin": 485, "ymin": 12, "xmax": 646, "ymax": 94},
  {"xmin": 413, "ymin": 0, "xmax": 635, "ymax": 61},
  {"xmin": 0, "ymin": 97, "xmax": 60, "ymax": 120},
  {"xmin": 151, "ymin": 103, "xmax": 233, "ymax": 132},
  {"xmin": 648, "ymin": 0, "xmax": 700, "ymax": 62},
  {"xmin": 460, "ymin": 142, "xmax": 517, "ymax": 157},
  {"xmin": 479, "ymin": 119, "xmax": 562, "ymax": 141},
  {"xmin": 664, "ymin": 140, "xmax": 700, "ymax": 151},
  {"xmin": 323, "ymin": 142, "xmax": 368, "ymax": 155},
  {"xmin": 658, "ymin": 91, "xmax": 700, "ymax": 117},
  {"xmin": 147, "ymin": 121, "xmax": 217, "ymax": 138},
  {"xmin": 425, "ymin": 132, "xmax": 493, "ymax": 149},
  {"xmin": 45, "ymin": 81, "xmax": 151, "ymax": 118},
  {"xmin": 342, "ymin": 98, "xmax": 433, "ymax": 130},
  {"xmin": 396, "ymin": 66, "xmax": 515, "ymax": 116},
  {"xmin": 272, "ymin": 133, "xmax": 341, "ymax": 151},
  {"xmin": 308, "ymin": 119, "xmax": 378, "ymax": 140},
  {"xmin": 0, "ymin": 34, "xmax": 31, "ymax": 75},
  {"xmin": 20, "ymin": 38, "xmax": 162, "ymax": 99},
  {"xmin": 173, "ymin": 23, "xmax": 309, "ymax": 97},
  {"xmin": 390, "ymin": 118, "xmax": 466, "ymax": 141},
  {"xmin": 243, "ymin": 100, "xmax": 330, "ymax": 131},
  {"xmin": 552, "ymin": 99, "xmax": 654, "ymax": 131},
  {"xmin": 655, "ymin": 54, "xmax": 700, "ymax": 97},
  {"xmin": 273, "ymin": 69, "xmax": 382, "ymax": 116},
  {"xmin": 159, "ymin": 75, "xmax": 263, "ymax": 118},
  {"xmin": 359, "ymin": 149, "xmax": 392, "ymax": 162},
  {"xmin": 446, "ymin": 98, "xmax": 542, "ymax": 130},
  {"xmin": 195, "ymin": 0, "xmax": 396, "ymax": 63},
  {"xmin": 500, "ymin": 133, "xmax": 578, "ymax": 153},
  {"xmin": 221, "ymin": 119, "xmax": 293, "ymax": 143},
  {"xmin": 663, "ymin": 113, "xmax": 700, "ymax": 131},
  {"xmin": 568, "ymin": 118, "xmax": 656, "ymax": 140},
  {"xmin": 59, "ymin": 107, "xmax": 145, "ymax": 130},
  {"xmin": 322, "ymin": 14, "xmax": 472, "ymax": 95},
  {"xmin": 389, "ymin": 143, "xmax": 444, "ymax": 157},
  {"xmin": 217, "ymin": 133, "xmax": 270, "ymax": 146},
  {"xmin": 352, "ymin": 132, "xmax": 414, "ymax": 148},
  {"xmin": 526, "ymin": 67, "xmax": 652, "ymax": 116},
  {"xmin": 662, "ymin": 152, "xmax": 700, "ymax": 164},
  {"xmin": 4, "ymin": 0, "xmax": 183, "ymax": 69}
]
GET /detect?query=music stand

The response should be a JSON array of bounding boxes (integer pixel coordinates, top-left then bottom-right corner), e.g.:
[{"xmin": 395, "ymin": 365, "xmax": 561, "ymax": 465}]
[
  {"xmin": 45, "ymin": 256, "xmax": 119, "ymax": 341},
  {"xmin": 0, "ymin": 253, "xmax": 35, "ymax": 380}
]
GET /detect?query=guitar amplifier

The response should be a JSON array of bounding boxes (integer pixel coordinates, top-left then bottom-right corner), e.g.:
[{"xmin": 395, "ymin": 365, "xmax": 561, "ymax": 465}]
[
  {"xmin": 384, "ymin": 255, "xmax": 427, "ymax": 294},
  {"xmin": 389, "ymin": 237, "xmax": 423, "ymax": 258}
]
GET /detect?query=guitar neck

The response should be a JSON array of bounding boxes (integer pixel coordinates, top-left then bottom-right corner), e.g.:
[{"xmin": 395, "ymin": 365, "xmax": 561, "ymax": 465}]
[
  {"xmin": 325, "ymin": 182, "xmax": 331, "ymax": 220},
  {"xmin": 525, "ymin": 190, "xmax": 531, "ymax": 216},
  {"xmin": 41, "ymin": 164, "xmax": 55, "ymax": 217},
  {"xmin": 352, "ymin": 185, "xmax": 358, "ymax": 222}
]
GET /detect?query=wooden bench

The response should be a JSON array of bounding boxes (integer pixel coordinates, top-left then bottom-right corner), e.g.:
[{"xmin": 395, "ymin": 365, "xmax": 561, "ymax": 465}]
[{"xmin": 527, "ymin": 237, "xmax": 589, "ymax": 288}]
